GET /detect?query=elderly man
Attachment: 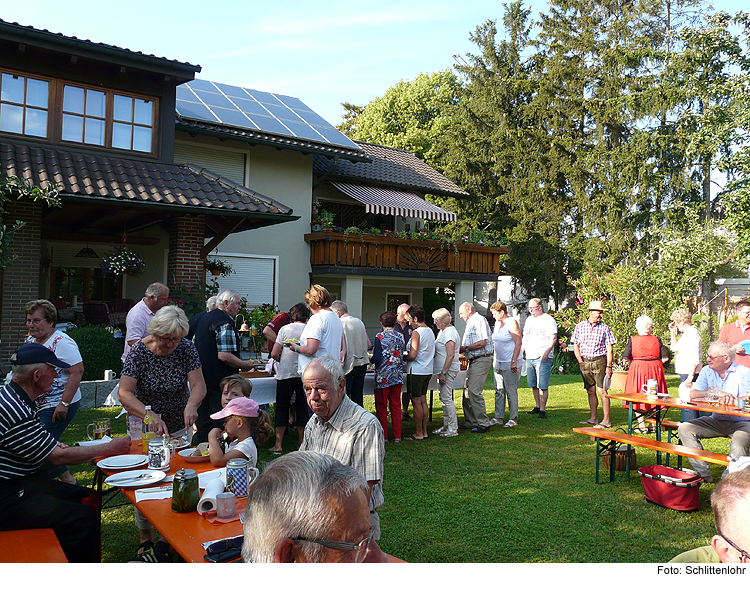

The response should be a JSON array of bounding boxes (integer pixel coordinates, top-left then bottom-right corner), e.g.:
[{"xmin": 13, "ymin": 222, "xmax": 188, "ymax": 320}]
[
  {"xmin": 571, "ymin": 300, "xmax": 616, "ymax": 428},
  {"xmin": 0, "ymin": 343, "xmax": 131, "ymax": 562},
  {"xmin": 122, "ymin": 282, "xmax": 169, "ymax": 362},
  {"xmin": 187, "ymin": 295, "xmax": 218, "ymax": 341},
  {"xmin": 677, "ymin": 340, "xmax": 750, "ymax": 483},
  {"xmin": 719, "ymin": 300, "xmax": 750, "ymax": 369},
  {"xmin": 193, "ymin": 289, "xmax": 256, "ymax": 443},
  {"xmin": 671, "ymin": 469, "xmax": 750, "ymax": 563},
  {"xmin": 458, "ymin": 301, "xmax": 494, "ymax": 433},
  {"xmin": 522, "ymin": 297, "xmax": 558, "ymax": 419},
  {"xmin": 331, "ymin": 300, "xmax": 370, "ymax": 406},
  {"xmin": 395, "ymin": 303, "xmax": 414, "ymax": 422},
  {"xmin": 243, "ymin": 451, "xmax": 403, "ymax": 563},
  {"xmin": 299, "ymin": 357, "xmax": 385, "ymax": 539}
]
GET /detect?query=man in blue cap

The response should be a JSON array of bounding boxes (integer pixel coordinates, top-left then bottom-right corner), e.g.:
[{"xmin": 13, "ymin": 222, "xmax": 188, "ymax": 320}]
[{"xmin": 0, "ymin": 343, "xmax": 131, "ymax": 562}]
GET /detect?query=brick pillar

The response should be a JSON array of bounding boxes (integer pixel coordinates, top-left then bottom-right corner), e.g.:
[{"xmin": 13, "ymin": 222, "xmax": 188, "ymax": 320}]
[
  {"xmin": 1, "ymin": 200, "xmax": 42, "ymax": 367},
  {"xmin": 166, "ymin": 214, "xmax": 205, "ymax": 289}
]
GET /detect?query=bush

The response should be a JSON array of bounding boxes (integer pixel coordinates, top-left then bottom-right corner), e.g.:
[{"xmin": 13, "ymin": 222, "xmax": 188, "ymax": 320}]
[{"xmin": 66, "ymin": 326, "xmax": 124, "ymax": 381}]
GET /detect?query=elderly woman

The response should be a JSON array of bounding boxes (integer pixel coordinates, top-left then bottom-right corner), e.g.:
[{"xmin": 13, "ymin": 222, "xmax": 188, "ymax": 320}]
[
  {"xmin": 270, "ymin": 302, "xmax": 312, "ymax": 453},
  {"xmin": 669, "ymin": 308, "xmax": 704, "ymax": 421},
  {"xmin": 623, "ymin": 315, "xmax": 669, "ymax": 433},
  {"xmin": 402, "ymin": 305, "xmax": 435, "ymax": 441},
  {"xmin": 118, "ymin": 305, "xmax": 207, "ymax": 558},
  {"xmin": 24, "ymin": 299, "xmax": 85, "ymax": 485},
  {"xmin": 290, "ymin": 285, "xmax": 344, "ymax": 375},
  {"xmin": 431, "ymin": 307, "xmax": 460, "ymax": 437},
  {"xmin": 489, "ymin": 301, "xmax": 523, "ymax": 428},
  {"xmin": 372, "ymin": 311, "xmax": 406, "ymax": 442}
]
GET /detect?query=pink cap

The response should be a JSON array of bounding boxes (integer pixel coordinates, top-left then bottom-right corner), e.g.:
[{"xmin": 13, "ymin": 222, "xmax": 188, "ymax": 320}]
[{"xmin": 210, "ymin": 397, "xmax": 260, "ymax": 420}]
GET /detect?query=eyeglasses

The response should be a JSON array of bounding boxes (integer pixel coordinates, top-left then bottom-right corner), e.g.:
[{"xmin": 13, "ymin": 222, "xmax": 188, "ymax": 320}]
[
  {"xmin": 718, "ymin": 530, "xmax": 750, "ymax": 562},
  {"xmin": 26, "ymin": 318, "xmax": 45, "ymax": 325},
  {"xmin": 156, "ymin": 336, "xmax": 180, "ymax": 345},
  {"xmin": 706, "ymin": 353, "xmax": 728, "ymax": 361},
  {"xmin": 292, "ymin": 527, "xmax": 375, "ymax": 563},
  {"xmin": 206, "ymin": 535, "xmax": 243, "ymax": 554}
]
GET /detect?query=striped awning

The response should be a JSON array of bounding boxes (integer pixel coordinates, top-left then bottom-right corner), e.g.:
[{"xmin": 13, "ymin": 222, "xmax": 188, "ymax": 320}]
[{"xmin": 332, "ymin": 182, "xmax": 457, "ymax": 222}]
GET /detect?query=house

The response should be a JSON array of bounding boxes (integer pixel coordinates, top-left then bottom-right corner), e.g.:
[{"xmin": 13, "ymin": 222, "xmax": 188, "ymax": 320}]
[{"xmin": 0, "ymin": 19, "xmax": 508, "ymax": 366}]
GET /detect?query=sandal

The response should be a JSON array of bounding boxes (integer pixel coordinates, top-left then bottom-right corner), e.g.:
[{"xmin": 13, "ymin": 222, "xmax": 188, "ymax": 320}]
[
  {"xmin": 593, "ymin": 423, "xmax": 612, "ymax": 429},
  {"xmin": 402, "ymin": 435, "xmax": 423, "ymax": 441}
]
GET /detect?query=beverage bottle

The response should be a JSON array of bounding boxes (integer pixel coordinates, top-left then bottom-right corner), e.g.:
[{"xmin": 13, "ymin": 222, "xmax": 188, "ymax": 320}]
[{"xmin": 142, "ymin": 405, "xmax": 155, "ymax": 453}]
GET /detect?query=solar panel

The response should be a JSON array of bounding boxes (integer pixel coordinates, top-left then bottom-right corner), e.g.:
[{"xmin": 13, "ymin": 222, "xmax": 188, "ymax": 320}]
[{"xmin": 176, "ymin": 79, "xmax": 360, "ymax": 151}]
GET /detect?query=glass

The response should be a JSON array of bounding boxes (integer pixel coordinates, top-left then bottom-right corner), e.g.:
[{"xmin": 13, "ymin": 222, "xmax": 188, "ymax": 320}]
[
  {"xmin": 132, "ymin": 126, "xmax": 152, "ymax": 152},
  {"xmin": 134, "ymin": 99, "xmax": 153, "ymax": 125},
  {"xmin": 206, "ymin": 535, "xmax": 243, "ymax": 554},
  {"xmin": 25, "ymin": 78, "xmax": 48, "ymax": 109},
  {"xmin": 25, "ymin": 317, "xmax": 45, "ymax": 326},
  {"xmin": 1, "ymin": 73, "xmax": 24, "ymax": 103},
  {"xmin": 63, "ymin": 85, "xmax": 85, "ymax": 114},
  {"xmin": 85, "ymin": 89, "xmax": 106, "ymax": 118},
  {"xmin": 112, "ymin": 122, "xmax": 132, "ymax": 149},
  {"xmin": 62, "ymin": 113, "xmax": 84, "ymax": 142},
  {"xmin": 25, "ymin": 107, "xmax": 47, "ymax": 137},
  {"xmin": 84, "ymin": 117, "xmax": 105, "ymax": 145},
  {"xmin": 706, "ymin": 353, "xmax": 727, "ymax": 361},
  {"xmin": 113, "ymin": 94, "xmax": 133, "ymax": 122},
  {"xmin": 0, "ymin": 103, "xmax": 23, "ymax": 134},
  {"xmin": 292, "ymin": 527, "xmax": 375, "ymax": 563},
  {"xmin": 718, "ymin": 530, "xmax": 750, "ymax": 562}
]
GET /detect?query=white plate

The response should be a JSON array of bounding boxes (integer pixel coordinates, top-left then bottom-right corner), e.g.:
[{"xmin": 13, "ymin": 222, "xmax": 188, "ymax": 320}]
[
  {"xmin": 76, "ymin": 436, "xmax": 112, "ymax": 447},
  {"xmin": 105, "ymin": 469, "xmax": 166, "ymax": 488},
  {"xmin": 97, "ymin": 454, "xmax": 148, "ymax": 470}
]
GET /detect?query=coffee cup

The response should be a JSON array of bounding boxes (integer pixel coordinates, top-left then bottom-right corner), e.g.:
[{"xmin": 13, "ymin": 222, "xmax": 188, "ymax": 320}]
[{"xmin": 87, "ymin": 418, "xmax": 111, "ymax": 440}]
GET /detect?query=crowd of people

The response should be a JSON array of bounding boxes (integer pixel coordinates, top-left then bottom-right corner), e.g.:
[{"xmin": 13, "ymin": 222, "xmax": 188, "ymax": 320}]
[{"xmin": 5, "ymin": 281, "xmax": 750, "ymax": 564}]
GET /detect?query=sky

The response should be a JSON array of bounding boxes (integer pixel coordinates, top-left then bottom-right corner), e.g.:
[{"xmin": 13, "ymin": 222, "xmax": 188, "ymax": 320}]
[{"xmin": 1, "ymin": 0, "xmax": 744, "ymax": 127}]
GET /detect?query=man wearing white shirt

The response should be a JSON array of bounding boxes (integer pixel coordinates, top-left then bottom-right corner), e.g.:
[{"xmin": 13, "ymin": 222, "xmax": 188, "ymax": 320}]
[
  {"xmin": 458, "ymin": 302, "xmax": 494, "ymax": 433},
  {"xmin": 522, "ymin": 298, "xmax": 558, "ymax": 419}
]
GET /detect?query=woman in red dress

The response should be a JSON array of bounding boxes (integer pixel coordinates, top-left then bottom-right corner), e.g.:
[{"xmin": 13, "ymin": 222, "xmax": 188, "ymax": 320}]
[{"xmin": 623, "ymin": 315, "xmax": 670, "ymax": 433}]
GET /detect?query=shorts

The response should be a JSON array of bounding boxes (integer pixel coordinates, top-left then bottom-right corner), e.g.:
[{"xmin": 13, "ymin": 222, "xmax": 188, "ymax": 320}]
[
  {"xmin": 580, "ymin": 356, "xmax": 607, "ymax": 390},
  {"xmin": 526, "ymin": 357, "xmax": 552, "ymax": 390},
  {"xmin": 407, "ymin": 373, "xmax": 431, "ymax": 399}
]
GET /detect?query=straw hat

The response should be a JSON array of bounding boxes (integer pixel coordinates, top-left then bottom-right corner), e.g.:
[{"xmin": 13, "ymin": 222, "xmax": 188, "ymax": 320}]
[{"xmin": 588, "ymin": 301, "xmax": 604, "ymax": 312}]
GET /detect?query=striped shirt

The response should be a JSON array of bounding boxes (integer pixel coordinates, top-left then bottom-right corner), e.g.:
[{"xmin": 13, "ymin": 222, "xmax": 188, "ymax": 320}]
[
  {"xmin": 0, "ymin": 381, "xmax": 57, "ymax": 480},
  {"xmin": 462, "ymin": 312, "xmax": 494, "ymax": 358},
  {"xmin": 571, "ymin": 320, "xmax": 616, "ymax": 358},
  {"xmin": 300, "ymin": 395, "xmax": 385, "ymax": 510}
]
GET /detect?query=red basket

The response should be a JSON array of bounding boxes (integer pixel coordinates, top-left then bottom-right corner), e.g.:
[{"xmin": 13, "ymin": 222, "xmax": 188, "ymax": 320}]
[{"xmin": 637, "ymin": 465, "xmax": 703, "ymax": 512}]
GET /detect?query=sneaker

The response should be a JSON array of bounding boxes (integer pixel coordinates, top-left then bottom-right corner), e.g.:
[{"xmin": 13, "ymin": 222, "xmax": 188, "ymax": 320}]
[
  {"xmin": 402, "ymin": 413, "xmax": 413, "ymax": 422},
  {"xmin": 457, "ymin": 423, "xmax": 473, "ymax": 430},
  {"xmin": 503, "ymin": 419, "xmax": 518, "ymax": 428},
  {"xmin": 488, "ymin": 417, "xmax": 503, "ymax": 426},
  {"xmin": 432, "ymin": 426, "xmax": 448, "ymax": 435},
  {"xmin": 538, "ymin": 411, "xmax": 547, "ymax": 419},
  {"xmin": 527, "ymin": 407, "xmax": 540, "ymax": 415},
  {"xmin": 471, "ymin": 425, "xmax": 489, "ymax": 433},
  {"xmin": 393, "ymin": 438, "xmax": 401, "ymax": 443},
  {"xmin": 441, "ymin": 429, "xmax": 459, "ymax": 437}
]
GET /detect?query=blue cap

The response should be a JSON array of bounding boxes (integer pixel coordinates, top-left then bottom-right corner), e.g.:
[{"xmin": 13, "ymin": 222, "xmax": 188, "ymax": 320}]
[{"xmin": 11, "ymin": 343, "xmax": 71, "ymax": 369}]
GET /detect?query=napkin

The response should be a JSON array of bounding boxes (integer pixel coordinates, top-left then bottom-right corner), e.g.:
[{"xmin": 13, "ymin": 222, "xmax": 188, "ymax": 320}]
[
  {"xmin": 200, "ymin": 499, "xmax": 245, "ymax": 524},
  {"xmin": 198, "ymin": 478, "xmax": 226, "ymax": 515},
  {"xmin": 678, "ymin": 381, "xmax": 691, "ymax": 402},
  {"xmin": 135, "ymin": 484, "xmax": 173, "ymax": 503}
]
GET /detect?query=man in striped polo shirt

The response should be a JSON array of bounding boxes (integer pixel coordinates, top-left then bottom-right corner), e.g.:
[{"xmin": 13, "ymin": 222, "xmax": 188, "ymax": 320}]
[
  {"xmin": 571, "ymin": 301, "xmax": 616, "ymax": 428},
  {"xmin": 0, "ymin": 343, "xmax": 131, "ymax": 562}
]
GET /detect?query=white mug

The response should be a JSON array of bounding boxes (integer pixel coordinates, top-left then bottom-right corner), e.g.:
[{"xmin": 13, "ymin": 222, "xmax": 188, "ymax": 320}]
[
  {"xmin": 104, "ymin": 369, "xmax": 117, "ymax": 381},
  {"xmin": 641, "ymin": 379, "xmax": 658, "ymax": 395}
]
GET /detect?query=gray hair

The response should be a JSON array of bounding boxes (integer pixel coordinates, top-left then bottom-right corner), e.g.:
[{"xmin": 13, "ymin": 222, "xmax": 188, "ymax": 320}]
[
  {"xmin": 12, "ymin": 362, "xmax": 49, "ymax": 381},
  {"xmin": 217, "ymin": 290, "xmax": 239, "ymax": 308},
  {"xmin": 145, "ymin": 282, "xmax": 167, "ymax": 298},
  {"xmin": 330, "ymin": 300, "xmax": 348, "ymax": 314},
  {"xmin": 147, "ymin": 305, "xmax": 189, "ymax": 339},
  {"xmin": 709, "ymin": 340, "xmax": 736, "ymax": 362},
  {"xmin": 302, "ymin": 356, "xmax": 345, "ymax": 387},
  {"xmin": 242, "ymin": 451, "xmax": 368, "ymax": 563},
  {"xmin": 459, "ymin": 301, "xmax": 475, "ymax": 314},
  {"xmin": 206, "ymin": 296, "xmax": 218, "ymax": 311},
  {"xmin": 635, "ymin": 315, "xmax": 654, "ymax": 336},
  {"xmin": 432, "ymin": 307, "xmax": 452, "ymax": 325}
]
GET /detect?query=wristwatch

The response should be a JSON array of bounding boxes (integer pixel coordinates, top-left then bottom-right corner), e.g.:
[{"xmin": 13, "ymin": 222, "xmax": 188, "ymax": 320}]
[{"xmin": 60, "ymin": 401, "xmax": 70, "ymax": 407}]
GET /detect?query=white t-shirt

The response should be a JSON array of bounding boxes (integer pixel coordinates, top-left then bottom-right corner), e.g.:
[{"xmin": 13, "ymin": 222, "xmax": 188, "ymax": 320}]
[
  {"xmin": 298, "ymin": 309, "xmax": 343, "ymax": 373},
  {"xmin": 407, "ymin": 326, "xmax": 435, "ymax": 375},
  {"xmin": 522, "ymin": 313, "xmax": 558, "ymax": 360},
  {"xmin": 26, "ymin": 330, "xmax": 83, "ymax": 410},
  {"xmin": 434, "ymin": 325, "xmax": 460, "ymax": 374},
  {"xmin": 227, "ymin": 436, "xmax": 258, "ymax": 467},
  {"xmin": 673, "ymin": 325, "xmax": 703, "ymax": 376},
  {"xmin": 276, "ymin": 322, "xmax": 306, "ymax": 380}
]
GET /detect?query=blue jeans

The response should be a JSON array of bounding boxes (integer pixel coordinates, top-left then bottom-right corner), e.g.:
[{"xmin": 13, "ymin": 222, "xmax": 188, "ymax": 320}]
[
  {"xmin": 678, "ymin": 374, "xmax": 709, "ymax": 422},
  {"xmin": 38, "ymin": 400, "xmax": 80, "ymax": 479},
  {"xmin": 526, "ymin": 357, "xmax": 552, "ymax": 390}
]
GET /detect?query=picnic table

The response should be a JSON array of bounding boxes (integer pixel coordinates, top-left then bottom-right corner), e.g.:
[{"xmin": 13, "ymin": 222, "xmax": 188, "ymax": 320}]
[{"xmin": 97, "ymin": 441, "xmax": 243, "ymax": 562}]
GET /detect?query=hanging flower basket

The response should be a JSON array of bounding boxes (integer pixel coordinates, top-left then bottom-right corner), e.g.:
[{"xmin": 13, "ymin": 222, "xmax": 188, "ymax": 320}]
[{"xmin": 100, "ymin": 245, "xmax": 145, "ymax": 277}]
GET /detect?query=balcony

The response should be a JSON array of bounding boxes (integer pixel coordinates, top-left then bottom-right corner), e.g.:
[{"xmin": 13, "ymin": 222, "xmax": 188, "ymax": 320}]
[{"xmin": 304, "ymin": 231, "xmax": 509, "ymax": 280}]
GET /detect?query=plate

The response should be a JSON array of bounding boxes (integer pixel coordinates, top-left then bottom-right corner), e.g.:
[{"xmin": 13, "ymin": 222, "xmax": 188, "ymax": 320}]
[
  {"xmin": 104, "ymin": 469, "xmax": 166, "ymax": 488},
  {"xmin": 97, "ymin": 454, "xmax": 148, "ymax": 470},
  {"xmin": 739, "ymin": 340, "xmax": 750, "ymax": 354},
  {"xmin": 76, "ymin": 436, "xmax": 112, "ymax": 447},
  {"xmin": 179, "ymin": 448, "xmax": 210, "ymax": 463}
]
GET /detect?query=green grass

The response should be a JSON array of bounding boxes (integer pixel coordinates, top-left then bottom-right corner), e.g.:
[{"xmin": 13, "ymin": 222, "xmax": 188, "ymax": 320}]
[{"xmin": 65, "ymin": 374, "xmax": 726, "ymax": 562}]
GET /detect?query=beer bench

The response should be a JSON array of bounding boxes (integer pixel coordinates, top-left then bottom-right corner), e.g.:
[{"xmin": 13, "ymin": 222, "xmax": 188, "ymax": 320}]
[
  {"xmin": 0, "ymin": 528, "xmax": 67, "ymax": 562},
  {"xmin": 573, "ymin": 426, "xmax": 729, "ymax": 483}
]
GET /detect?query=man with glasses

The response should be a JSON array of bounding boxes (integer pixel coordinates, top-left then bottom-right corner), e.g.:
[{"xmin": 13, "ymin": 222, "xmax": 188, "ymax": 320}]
[
  {"xmin": 242, "ymin": 451, "xmax": 402, "ymax": 562},
  {"xmin": 719, "ymin": 300, "xmax": 750, "ymax": 368},
  {"xmin": 522, "ymin": 298, "xmax": 558, "ymax": 419},
  {"xmin": 571, "ymin": 301, "xmax": 616, "ymax": 428},
  {"xmin": 677, "ymin": 341, "xmax": 750, "ymax": 483},
  {"xmin": 458, "ymin": 301, "xmax": 494, "ymax": 432},
  {"xmin": 671, "ymin": 469, "xmax": 750, "ymax": 563},
  {"xmin": 193, "ymin": 289, "xmax": 256, "ymax": 443}
]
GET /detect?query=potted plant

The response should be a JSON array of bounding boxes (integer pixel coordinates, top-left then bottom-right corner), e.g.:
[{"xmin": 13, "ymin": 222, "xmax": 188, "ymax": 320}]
[
  {"xmin": 312, "ymin": 209, "xmax": 335, "ymax": 231},
  {"xmin": 100, "ymin": 245, "xmax": 145, "ymax": 277},
  {"xmin": 203, "ymin": 258, "xmax": 234, "ymax": 277}
]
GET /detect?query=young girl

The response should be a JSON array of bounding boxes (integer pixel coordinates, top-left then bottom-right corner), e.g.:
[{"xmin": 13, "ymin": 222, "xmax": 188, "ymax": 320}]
[
  {"xmin": 208, "ymin": 397, "xmax": 271, "ymax": 467},
  {"xmin": 219, "ymin": 374, "xmax": 253, "ymax": 407}
]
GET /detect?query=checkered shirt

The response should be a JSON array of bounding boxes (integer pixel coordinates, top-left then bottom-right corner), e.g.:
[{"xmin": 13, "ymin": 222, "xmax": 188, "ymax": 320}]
[
  {"xmin": 216, "ymin": 323, "xmax": 240, "ymax": 353},
  {"xmin": 571, "ymin": 320, "xmax": 616, "ymax": 358}
]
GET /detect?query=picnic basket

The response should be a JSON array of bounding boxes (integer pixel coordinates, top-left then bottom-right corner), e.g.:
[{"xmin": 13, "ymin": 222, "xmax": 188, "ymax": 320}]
[
  {"xmin": 637, "ymin": 465, "xmax": 703, "ymax": 512},
  {"xmin": 601, "ymin": 445, "xmax": 636, "ymax": 471}
]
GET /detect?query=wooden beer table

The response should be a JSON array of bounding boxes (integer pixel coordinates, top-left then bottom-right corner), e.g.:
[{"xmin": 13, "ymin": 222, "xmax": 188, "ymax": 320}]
[{"xmin": 97, "ymin": 441, "xmax": 243, "ymax": 563}]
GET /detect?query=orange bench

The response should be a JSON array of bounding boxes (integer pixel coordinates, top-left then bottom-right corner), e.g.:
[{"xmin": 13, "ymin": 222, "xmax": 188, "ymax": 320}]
[{"xmin": 0, "ymin": 528, "xmax": 68, "ymax": 562}]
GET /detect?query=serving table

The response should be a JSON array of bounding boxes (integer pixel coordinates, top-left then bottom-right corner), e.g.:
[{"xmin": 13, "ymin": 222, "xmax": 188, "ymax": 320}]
[{"xmin": 98, "ymin": 441, "xmax": 243, "ymax": 563}]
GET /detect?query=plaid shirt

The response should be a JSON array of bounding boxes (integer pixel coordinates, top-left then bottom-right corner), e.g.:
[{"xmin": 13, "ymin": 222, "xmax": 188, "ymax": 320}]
[
  {"xmin": 300, "ymin": 395, "xmax": 385, "ymax": 510},
  {"xmin": 216, "ymin": 323, "xmax": 240, "ymax": 353},
  {"xmin": 571, "ymin": 320, "xmax": 616, "ymax": 358},
  {"xmin": 462, "ymin": 312, "xmax": 494, "ymax": 358}
]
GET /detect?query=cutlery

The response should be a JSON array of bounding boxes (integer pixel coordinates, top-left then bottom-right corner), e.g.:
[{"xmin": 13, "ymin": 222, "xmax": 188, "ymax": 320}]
[{"xmin": 107, "ymin": 473, "xmax": 152, "ymax": 485}]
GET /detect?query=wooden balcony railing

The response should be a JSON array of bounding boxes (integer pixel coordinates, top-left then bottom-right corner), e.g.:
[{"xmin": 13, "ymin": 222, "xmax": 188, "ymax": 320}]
[{"xmin": 304, "ymin": 231, "xmax": 509, "ymax": 276}]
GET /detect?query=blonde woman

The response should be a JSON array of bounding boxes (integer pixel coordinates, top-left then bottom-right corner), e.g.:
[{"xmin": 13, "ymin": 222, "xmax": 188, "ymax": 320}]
[
  {"xmin": 432, "ymin": 308, "xmax": 460, "ymax": 437},
  {"xmin": 290, "ymin": 285, "xmax": 344, "ymax": 375},
  {"xmin": 669, "ymin": 308, "xmax": 703, "ymax": 421}
]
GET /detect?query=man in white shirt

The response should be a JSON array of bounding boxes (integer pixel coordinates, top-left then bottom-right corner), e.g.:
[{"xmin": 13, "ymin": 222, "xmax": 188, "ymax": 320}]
[
  {"xmin": 331, "ymin": 300, "xmax": 370, "ymax": 407},
  {"xmin": 522, "ymin": 298, "xmax": 558, "ymax": 419},
  {"xmin": 458, "ymin": 302, "xmax": 494, "ymax": 433},
  {"xmin": 122, "ymin": 282, "xmax": 169, "ymax": 362}
]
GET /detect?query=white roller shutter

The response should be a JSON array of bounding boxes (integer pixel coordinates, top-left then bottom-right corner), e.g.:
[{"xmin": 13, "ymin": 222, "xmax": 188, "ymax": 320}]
[
  {"xmin": 208, "ymin": 254, "xmax": 277, "ymax": 307},
  {"xmin": 174, "ymin": 142, "xmax": 246, "ymax": 185}
]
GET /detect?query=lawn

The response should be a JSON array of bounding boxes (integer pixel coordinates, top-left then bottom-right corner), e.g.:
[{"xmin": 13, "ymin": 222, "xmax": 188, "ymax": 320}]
[{"xmin": 65, "ymin": 373, "xmax": 725, "ymax": 563}]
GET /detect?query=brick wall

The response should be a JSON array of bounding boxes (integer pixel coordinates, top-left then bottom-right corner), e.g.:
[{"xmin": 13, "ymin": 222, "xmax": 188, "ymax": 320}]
[
  {"xmin": 166, "ymin": 214, "xmax": 205, "ymax": 289},
  {"xmin": 0, "ymin": 200, "xmax": 42, "ymax": 367}
]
